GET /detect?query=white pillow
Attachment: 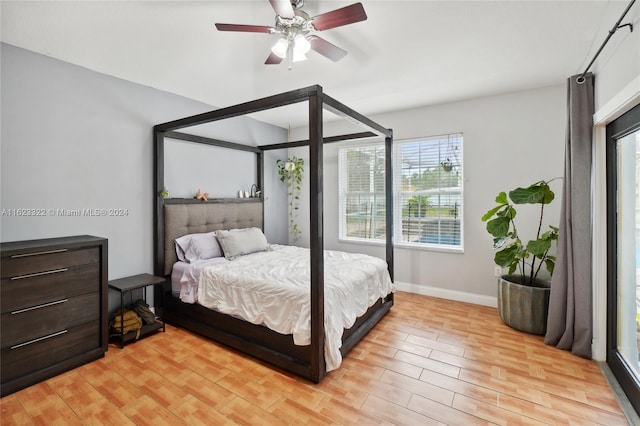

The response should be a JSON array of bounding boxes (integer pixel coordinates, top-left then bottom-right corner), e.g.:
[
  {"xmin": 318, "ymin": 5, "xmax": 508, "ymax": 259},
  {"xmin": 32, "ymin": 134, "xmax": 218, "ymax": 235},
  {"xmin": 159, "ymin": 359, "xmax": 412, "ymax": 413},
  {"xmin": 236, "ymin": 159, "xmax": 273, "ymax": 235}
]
[
  {"xmin": 216, "ymin": 227, "xmax": 269, "ymax": 259},
  {"xmin": 175, "ymin": 232, "xmax": 223, "ymax": 263}
]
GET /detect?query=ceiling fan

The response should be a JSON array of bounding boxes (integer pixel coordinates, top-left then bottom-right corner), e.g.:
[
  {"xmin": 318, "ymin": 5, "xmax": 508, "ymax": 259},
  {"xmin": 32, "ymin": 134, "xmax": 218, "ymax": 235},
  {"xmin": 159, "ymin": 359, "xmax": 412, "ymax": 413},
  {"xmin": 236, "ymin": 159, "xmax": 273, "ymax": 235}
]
[{"xmin": 215, "ymin": 0, "xmax": 367, "ymax": 69}]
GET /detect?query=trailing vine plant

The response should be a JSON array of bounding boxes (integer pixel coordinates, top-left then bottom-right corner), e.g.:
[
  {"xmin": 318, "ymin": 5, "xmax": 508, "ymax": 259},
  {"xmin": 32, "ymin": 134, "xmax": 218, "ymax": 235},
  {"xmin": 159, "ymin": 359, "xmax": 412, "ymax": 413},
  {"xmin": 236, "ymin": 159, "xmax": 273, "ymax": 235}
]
[{"xmin": 277, "ymin": 156, "xmax": 304, "ymax": 241}]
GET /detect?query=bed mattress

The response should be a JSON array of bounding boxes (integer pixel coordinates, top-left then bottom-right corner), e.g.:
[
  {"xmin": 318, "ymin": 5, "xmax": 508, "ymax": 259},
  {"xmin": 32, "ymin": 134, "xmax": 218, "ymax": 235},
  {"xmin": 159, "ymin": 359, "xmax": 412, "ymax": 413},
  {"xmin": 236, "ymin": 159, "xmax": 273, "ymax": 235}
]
[{"xmin": 188, "ymin": 245, "xmax": 394, "ymax": 371}]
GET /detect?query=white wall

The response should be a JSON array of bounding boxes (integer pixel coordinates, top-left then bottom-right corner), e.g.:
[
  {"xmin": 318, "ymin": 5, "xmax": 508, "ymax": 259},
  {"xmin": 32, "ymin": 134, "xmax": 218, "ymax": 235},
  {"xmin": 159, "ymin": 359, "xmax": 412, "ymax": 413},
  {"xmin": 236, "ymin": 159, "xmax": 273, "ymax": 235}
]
[
  {"xmin": 593, "ymin": 3, "xmax": 640, "ymax": 113},
  {"xmin": 164, "ymin": 139, "xmax": 257, "ymax": 199},
  {"xmin": 289, "ymin": 85, "xmax": 566, "ymax": 304},
  {"xmin": 0, "ymin": 43, "xmax": 289, "ymax": 281}
]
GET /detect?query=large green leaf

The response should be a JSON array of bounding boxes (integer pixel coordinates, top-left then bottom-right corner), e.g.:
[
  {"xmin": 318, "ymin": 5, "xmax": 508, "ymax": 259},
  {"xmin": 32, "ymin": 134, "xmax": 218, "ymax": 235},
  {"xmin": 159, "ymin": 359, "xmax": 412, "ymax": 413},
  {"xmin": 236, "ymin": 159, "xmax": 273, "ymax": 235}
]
[
  {"xmin": 481, "ymin": 205, "xmax": 503, "ymax": 222},
  {"xmin": 542, "ymin": 189, "xmax": 555, "ymax": 204},
  {"xmin": 495, "ymin": 192, "xmax": 508, "ymax": 205},
  {"xmin": 540, "ymin": 229, "xmax": 557, "ymax": 241},
  {"xmin": 493, "ymin": 236, "xmax": 509, "ymax": 249},
  {"xmin": 509, "ymin": 186, "xmax": 543, "ymax": 204},
  {"xmin": 527, "ymin": 238, "xmax": 551, "ymax": 257},
  {"xmin": 545, "ymin": 257, "xmax": 556, "ymax": 275},
  {"xmin": 494, "ymin": 244, "xmax": 519, "ymax": 267},
  {"xmin": 509, "ymin": 182, "xmax": 555, "ymax": 205},
  {"xmin": 496, "ymin": 205, "xmax": 516, "ymax": 220},
  {"xmin": 486, "ymin": 217, "xmax": 509, "ymax": 238}
]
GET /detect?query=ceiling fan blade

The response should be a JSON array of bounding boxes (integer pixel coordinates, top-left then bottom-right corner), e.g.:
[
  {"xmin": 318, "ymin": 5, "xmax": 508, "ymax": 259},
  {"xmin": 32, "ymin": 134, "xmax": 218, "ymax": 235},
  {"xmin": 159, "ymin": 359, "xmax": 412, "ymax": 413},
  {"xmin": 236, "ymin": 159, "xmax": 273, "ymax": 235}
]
[
  {"xmin": 308, "ymin": 36, "xmax": 347, "ymax": 62},
  {"xmin": 311, "ymin": 2, "xmax": 367, "ymax": 31},
  {"xmin": 265, "ymin": 52, "xmax": 284, "ymax": 65},
  {"xmin": 269, "ymin": 0, "xmax": 295, "ymax": 19},
  {"xmin": 215, "ymin": 23, "xmax": 274, "ymax": 33}
]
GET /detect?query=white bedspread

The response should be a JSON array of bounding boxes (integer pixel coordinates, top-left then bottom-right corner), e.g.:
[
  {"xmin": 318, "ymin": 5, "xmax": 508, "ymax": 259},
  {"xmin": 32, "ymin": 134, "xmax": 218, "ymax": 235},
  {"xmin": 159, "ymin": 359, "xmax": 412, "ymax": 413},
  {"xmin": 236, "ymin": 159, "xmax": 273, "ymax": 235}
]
[
  {"xmin": 195, "ymin": 245, "xmax": 394, "ymax": 371},
  {"xmin": 174, "ymin": 257, "xmax": 229, "ymax": 302}
]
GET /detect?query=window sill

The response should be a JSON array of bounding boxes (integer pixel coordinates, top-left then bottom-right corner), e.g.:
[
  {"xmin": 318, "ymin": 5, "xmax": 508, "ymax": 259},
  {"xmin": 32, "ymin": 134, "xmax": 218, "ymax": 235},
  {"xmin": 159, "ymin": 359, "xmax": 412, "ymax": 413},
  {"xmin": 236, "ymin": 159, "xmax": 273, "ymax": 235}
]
[
  {"xmin": 338, "ymin": 238, "xmax": 386, "ymax": 248},
  {"xmin": 338, "ymin": 238, "xmax": 464, "ymax": 253},
  {"xmin": 395, "ymin": 241, "xmax": 464, "ymax": 254}
]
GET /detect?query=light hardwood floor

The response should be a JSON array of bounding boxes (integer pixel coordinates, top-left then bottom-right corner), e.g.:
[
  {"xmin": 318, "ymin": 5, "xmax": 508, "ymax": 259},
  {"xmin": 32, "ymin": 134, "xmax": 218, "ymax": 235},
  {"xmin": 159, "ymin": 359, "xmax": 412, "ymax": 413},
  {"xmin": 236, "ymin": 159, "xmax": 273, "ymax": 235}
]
[{"xmin": 0, "ymin": 291, "xmax": 630, "ymax": 425}]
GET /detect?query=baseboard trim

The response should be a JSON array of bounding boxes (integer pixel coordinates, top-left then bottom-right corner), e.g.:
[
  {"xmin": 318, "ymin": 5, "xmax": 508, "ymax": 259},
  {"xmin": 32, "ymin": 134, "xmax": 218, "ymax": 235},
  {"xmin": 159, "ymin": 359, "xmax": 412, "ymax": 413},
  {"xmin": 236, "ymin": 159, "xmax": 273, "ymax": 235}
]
[{"xmin": 394, "ymin": 281, "xmax": 497, "ymax": 308}]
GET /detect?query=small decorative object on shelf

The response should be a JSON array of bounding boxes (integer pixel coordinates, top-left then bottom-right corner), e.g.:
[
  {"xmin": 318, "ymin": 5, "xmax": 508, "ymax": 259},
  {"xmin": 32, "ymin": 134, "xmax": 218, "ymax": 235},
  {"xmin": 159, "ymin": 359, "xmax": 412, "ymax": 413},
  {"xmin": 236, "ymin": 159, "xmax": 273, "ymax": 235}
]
[
  {"xmin": 250, "ymin": 184, "xmax": 261, "ymax": 198},
  {"xmin": 195, "ymin": 188, "xmax": 209, "ymax": 201},
  {"xmin": 277, "ymin": 156, "xmax": 304, "ymax": 241}
]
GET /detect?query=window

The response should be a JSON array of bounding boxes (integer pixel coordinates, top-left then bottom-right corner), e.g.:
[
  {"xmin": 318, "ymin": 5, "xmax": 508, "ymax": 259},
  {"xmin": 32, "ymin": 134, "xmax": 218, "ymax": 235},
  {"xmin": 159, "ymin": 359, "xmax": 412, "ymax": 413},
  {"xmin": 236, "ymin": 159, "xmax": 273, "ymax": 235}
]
[
  {"xmin": 396, "ymin": 134, "xmax": 463, "ymax": 249},
  {"xmin": 339, "ymin": 133, "xmax": 463, "ymax": 250},
  {"xmin": 338, "ymin": 145, "xmax": 386, "ymax": 242}
]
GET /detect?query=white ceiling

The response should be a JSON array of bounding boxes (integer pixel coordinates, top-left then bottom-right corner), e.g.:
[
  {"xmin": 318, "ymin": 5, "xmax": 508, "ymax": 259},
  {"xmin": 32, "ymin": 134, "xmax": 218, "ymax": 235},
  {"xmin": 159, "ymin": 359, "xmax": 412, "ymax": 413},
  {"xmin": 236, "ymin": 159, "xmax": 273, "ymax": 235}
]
[{"xmin": 0, "ymin": 1, "xmax": 632, "ymax": 128}]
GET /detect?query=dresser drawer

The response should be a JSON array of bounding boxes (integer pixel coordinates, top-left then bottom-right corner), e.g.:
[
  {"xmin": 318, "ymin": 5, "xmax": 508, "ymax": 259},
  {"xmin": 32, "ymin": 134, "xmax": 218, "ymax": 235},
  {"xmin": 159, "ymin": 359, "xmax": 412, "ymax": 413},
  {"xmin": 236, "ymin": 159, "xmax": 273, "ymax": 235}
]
[
  {"xmin": 1, "ymin": 263, "xmax": 99, "ymax": 314},
  {"xmin": 0, "ymin": 321, "xmax": 100, "ymax": 383},
  {"xmin": 0, "ymin": 235, "xmax": 107, "ymax": 397},
  {"xmin": 1, "ymin": 292, "xmax": 99, "ymax": 348},
  {"xmin": 1, "ymin": 247, "xmax": 99, "ymax": 279}
]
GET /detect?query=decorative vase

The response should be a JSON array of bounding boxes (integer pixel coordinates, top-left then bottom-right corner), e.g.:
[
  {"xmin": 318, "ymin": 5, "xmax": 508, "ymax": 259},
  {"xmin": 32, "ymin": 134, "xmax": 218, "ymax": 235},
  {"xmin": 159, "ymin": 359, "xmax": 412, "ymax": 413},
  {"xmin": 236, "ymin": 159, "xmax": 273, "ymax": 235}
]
[{"xmin": 497, "ymin": 274, "xmax": 550, "ymax": 335}]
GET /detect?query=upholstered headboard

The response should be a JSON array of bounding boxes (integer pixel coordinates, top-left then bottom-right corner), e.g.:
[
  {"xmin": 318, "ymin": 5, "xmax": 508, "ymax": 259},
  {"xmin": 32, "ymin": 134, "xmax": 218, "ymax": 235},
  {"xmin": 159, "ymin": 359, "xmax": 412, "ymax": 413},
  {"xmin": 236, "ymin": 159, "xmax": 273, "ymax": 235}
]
[{"xmin": 163, "ymin": 201, "xmax": 263, "ymax": 275}]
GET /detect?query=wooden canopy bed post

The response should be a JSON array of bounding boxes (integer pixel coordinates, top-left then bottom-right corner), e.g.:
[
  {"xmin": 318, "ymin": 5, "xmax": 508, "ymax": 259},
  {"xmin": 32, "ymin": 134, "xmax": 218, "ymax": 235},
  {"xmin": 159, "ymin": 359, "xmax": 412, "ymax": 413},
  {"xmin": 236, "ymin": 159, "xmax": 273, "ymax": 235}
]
[
  {"xmin": 309, "ymin": 89, "xmax": 325, "ymax": 381},
  {"xmin": 152, "ymin": 85, "xmax": 394, "ymax": 383},
  {"xmin": 386, "ymin": 131, "xmax": 394, "ymax": 281},
  {"xmin": 153, "ymin": 130, "xmax": 165, "ymax": 278}
]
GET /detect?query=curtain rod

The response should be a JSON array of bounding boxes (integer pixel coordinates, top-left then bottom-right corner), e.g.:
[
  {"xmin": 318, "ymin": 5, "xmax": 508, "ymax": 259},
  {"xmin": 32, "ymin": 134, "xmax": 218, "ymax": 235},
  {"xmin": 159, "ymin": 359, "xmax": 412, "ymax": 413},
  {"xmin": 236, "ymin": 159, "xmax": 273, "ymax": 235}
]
[{"xmin": 577, "ymin": 0, "xmax": 636, "ymax": 84}]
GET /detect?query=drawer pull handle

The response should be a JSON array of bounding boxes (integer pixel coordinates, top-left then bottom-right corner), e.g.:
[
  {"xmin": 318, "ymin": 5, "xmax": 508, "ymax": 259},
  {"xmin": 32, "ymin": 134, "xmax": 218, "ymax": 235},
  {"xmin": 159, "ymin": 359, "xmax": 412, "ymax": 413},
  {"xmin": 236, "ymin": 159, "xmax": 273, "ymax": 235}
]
[
  {"xmin": 10, "ymin": 330, "xmax": 68, "ymax": 350},
  {"xmin": 11, "ymin": 249, "xmax": 68, "ymax": 258},
  {"xmin": 11, "ymin": 268, "xmax": 68, "ymax": 280},
  {"xmin": 11, "ymin": 298, "xmax": 68, "ymax": 315}
]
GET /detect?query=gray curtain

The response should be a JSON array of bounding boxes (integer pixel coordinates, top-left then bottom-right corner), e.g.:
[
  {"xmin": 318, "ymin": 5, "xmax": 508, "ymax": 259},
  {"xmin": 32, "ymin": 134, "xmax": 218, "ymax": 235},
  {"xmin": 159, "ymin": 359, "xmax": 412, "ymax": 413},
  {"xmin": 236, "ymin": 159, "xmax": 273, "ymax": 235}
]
[{"xmin": 544, "ymin": 73, "xmax": 594, "ymax": 358}]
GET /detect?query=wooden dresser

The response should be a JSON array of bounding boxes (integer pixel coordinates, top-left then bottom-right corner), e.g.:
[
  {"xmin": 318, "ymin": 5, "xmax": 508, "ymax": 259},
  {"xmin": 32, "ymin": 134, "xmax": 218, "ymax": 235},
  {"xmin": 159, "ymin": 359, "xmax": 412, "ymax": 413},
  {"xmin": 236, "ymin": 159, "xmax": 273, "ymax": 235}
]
[{"xmin": 0, "ymin": 235, "xmax": 108, "ymax": 397}]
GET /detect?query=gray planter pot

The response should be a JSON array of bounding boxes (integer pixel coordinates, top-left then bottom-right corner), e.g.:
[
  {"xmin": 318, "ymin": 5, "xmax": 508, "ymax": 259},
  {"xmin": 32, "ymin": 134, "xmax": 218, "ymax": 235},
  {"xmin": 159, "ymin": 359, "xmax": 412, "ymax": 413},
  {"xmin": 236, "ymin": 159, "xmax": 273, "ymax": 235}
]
[{"xmin": 497, "ymin": 274, "xmax": 550, "ymax": 335}]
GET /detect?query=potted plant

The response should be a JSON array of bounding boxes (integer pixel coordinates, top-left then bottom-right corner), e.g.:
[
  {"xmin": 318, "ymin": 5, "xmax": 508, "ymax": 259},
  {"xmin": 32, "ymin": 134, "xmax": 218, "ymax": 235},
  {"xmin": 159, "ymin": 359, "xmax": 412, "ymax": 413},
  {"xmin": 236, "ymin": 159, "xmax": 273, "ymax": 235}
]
[
  {"xmin": 481, "ymin": 179, "xmax": 559, "ymax": 335},
  {"xmin": 440, "ymin": 159, "xmax": 454, "ymax": 172},
  {"xmin": 277, "ymin": 156, "xmax": 304, "ymax": 242}
]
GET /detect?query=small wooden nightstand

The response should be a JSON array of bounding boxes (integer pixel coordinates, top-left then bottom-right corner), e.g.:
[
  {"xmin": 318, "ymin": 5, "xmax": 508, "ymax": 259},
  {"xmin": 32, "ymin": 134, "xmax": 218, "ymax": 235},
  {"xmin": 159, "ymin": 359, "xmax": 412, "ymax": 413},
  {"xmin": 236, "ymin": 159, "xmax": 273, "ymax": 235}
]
[{"xmin": 108, "ymin": 273, "xmax": 166, "ymax": 348}]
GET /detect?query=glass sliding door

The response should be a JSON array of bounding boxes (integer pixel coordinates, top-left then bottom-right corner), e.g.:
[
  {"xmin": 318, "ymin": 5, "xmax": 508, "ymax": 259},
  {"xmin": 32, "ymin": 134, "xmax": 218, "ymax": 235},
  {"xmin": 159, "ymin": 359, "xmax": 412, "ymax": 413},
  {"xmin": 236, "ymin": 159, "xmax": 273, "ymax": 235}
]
[{"xmin": 607, "ymin": 103, "xmax": 640, "ymax": 416}]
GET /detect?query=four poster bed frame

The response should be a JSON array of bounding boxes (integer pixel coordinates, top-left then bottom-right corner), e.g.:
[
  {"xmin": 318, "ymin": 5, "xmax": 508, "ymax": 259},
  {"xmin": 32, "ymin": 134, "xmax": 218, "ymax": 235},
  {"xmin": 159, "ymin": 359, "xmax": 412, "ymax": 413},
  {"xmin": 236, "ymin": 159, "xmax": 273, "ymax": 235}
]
[{"xmin": 153, "ymin": 85, "xmax": 394, "ymax": 383}]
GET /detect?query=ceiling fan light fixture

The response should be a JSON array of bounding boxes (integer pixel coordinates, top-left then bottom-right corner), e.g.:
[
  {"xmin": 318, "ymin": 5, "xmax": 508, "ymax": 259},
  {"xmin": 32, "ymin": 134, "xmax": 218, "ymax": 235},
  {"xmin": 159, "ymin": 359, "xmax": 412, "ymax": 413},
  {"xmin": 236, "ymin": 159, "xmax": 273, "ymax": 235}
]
[
  {"xmin": 216, "ymin": 0, "xmax": 369, "ymax": 67},
  {"xmin": 293, "ymin": 34, "xmax": 311, "ymax": 54},
  {"xmin": 271, "ymin": 38, "xmax": 289, "ymax": 58},
  {"xmin": 292, "ymin": 50, "xmax": 307, "ymax": 62}
]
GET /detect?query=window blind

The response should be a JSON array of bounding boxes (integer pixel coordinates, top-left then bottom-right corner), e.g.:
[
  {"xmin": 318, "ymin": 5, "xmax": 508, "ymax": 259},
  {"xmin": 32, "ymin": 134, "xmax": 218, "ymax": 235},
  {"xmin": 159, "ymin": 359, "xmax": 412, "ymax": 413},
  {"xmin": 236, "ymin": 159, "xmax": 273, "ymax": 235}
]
[
  {"xmin": 395, "ymin": 133, "xmax": 463, "ymax": 247},
  {"xmin": 338, "ymin": 133, "xmax": 463, "ymax": 249},
  {"xmin": 338, "ymin": 144, "xmax": 386, "ymax": 241}
]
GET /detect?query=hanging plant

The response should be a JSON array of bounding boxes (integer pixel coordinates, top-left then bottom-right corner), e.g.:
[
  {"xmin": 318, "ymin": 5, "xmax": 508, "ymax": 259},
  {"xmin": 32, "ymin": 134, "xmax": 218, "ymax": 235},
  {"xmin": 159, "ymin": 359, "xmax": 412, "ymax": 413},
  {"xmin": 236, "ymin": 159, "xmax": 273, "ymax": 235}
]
[
  {"xmin": 277, "ymin": 156, "xmax": 304, "ymax": 241},
  {"xmin": 440, "ymin": 159, "xmax": 454, "ymax": 173}
]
